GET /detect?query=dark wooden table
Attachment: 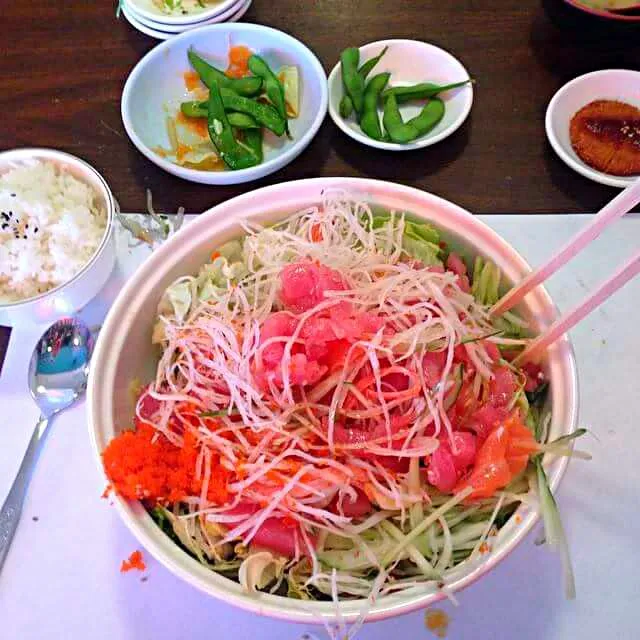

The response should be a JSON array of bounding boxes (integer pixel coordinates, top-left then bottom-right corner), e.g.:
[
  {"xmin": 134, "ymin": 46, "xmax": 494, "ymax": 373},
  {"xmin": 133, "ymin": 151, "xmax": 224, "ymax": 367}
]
[{"xmin": 1, "ymin": 2, "xmax": 639, "ymax": 218}]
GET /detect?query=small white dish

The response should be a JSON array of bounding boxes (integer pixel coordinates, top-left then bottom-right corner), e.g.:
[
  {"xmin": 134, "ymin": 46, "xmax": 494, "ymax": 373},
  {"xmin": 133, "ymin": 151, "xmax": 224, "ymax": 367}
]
[
  {"xmin": 123, "ymin": 0, "xmax": 246, "ymax": 34},
  {"xmin": 121, "ymin": 0, "xmax": 250, "ymax": 39},
  {"xmin": 121, "ymin": 23, "xmax": 328, "ymax": 185},
  {"xmin": 545, "ymin": 69, "xmax": 640, "ymax": 189},
  {"xmin": 328, "ymin": 40, "xmax": 473, "ymax": 151},
  {"xmin": 127, "ymin": 0, "xmax": 240, "ymax": 26}
]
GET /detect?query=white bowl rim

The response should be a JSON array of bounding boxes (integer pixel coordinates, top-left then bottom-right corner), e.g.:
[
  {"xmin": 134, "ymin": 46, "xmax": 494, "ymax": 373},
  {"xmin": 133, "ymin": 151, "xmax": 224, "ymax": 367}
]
[
  {"xmin": 327, "ymin": 39, "xmax": 474, "ymax": 152},
  {"xmin": 121, "ymin": 23, "xmax": 329, "ymax": 185},
  {"xmin": 124, "ymin": 0, "xmax": 242, "ymax": 26},
  {"xmin": 0, "ymin": 147, "xmax": 115, "ymax": 310},
  {"xmin": 88, "ymin": 177, "xmax": 578, "ymax": 624},
  {"xmin": 123, "ymin": 0, "xmax": 250, "ymax": 35},
  {"xmin": 545, "ymin": 68, "xmax": 640, "ymax": 189}
]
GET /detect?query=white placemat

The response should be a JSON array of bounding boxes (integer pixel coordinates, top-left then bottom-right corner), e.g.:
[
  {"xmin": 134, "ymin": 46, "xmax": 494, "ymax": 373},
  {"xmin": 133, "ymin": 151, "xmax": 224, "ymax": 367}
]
[{"xmin": 1, "ymin": 215, "xmax": 639, "ymax": 640}]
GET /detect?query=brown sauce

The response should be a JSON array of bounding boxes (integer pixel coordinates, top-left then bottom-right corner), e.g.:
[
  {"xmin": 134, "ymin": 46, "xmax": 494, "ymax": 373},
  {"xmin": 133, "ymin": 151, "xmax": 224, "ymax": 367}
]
[{"xmin": 569, "ymin": 100, "xmax": 640, "ymax": 177}]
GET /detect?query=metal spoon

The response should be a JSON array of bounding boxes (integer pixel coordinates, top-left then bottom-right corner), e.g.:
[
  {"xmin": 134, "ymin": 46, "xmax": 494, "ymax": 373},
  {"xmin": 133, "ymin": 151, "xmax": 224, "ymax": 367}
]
[{"xmin": 0, "ymin": 317, "xmax": 93, "ymax": 570}]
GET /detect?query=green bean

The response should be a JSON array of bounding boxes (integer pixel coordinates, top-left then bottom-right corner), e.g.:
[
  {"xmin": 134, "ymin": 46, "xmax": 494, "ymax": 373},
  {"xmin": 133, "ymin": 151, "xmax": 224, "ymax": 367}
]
[
  {"xmin": 382, "ymin": 93, "xmax": 421, "ymax": 144},
  {"xmin": 181, "ymin": 101, "xmax": 208, "ymax": 119},
  {"xmin": 206, "ymin": 81, "xmax": 260, "ymax": 171},
  {"xmin": 406, "ymin": 97, "xmax": 445, "ymax": 135},
  {"xmin": 242, "ymin": 127, "xmax": 264, "ymax": 163},
  {"xmin": 358, "ymin": 46, "xmax": 388, "ymax": 81},
  {"xmin": 187, "ymin": 49, "xmax": 263, "ymax": 97},
  {"xmin": 359, "ymin": 72, "xmax": 390, "ymax": 141},
  {"xmin": 382, "ymin": 94, "xmax": 446, "ymax": 144},
  {"xmin": 382, "ymin": 79, "xmax": 471, "ymax": 104},
  {"xmin": 340, "ymin": 47, "xmax": 365, "ymax": 116},
  {"xmin": 182, "ymin": 91, "xmax": 286, "ymax": 137},
  {"xmin": 182, "ymin": 103, "xmax": 261, "ymax": 129},
  {"xmin": 339, "ymin": 94, "xmax": 354, "ymax": 119},
  {"xmin": 220, "ymin": 89, "xmax": 285, "ymax": 136},
  {"xmin": 247, "ymin": 54, "xmax": 289, "ymax": 136},
  {"xmin": 227, "ymin": 112, "xmax": 260, "ymax": 129}
]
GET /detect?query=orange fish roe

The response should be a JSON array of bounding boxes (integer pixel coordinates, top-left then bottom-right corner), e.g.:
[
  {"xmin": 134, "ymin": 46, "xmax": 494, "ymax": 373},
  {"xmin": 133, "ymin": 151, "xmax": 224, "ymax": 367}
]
[
  {"xmin": 102, "ymin": 422, "xmax": 231, "ymax": 505},
  {"xmin": 425, "ymin": 608, "xmax": 450, "ymax": 638},
  {"xmin": 101, "ymin": 484, "xmax": 112, "ymax": 499},
  {"xmin": 121, "ymin": 550, "xmax": 146, "ymax": 573},
  {"xmin": 226, "ymin": 45, "xmax": 252, "ymax": 78}
]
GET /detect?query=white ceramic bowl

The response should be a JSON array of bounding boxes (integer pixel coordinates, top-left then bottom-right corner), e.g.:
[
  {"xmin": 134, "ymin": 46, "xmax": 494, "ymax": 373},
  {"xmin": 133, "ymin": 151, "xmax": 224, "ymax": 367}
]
[
  {"xmin": 88, "ymin": 177, "xmax": 578, "ymax": 625},
  {"xmin": 0, "ymin": 148, "xmax": 116, "ymax": 328},
  {"xmin": 328, "ymin": 40, "xmax": 474, "ymax": 151},
  {"xmin": 127, "ymin": 0, "xmax": 241, "ymax": 26},
  {"xmin": 545, "ymin": 69, "xmax": 640, "ymax": 188},
  {"xmin": 121, "ymin": 0, "xmax": 251, "ymax": 39},
  {"xmin": 121, "ymin": 24, "xmax": 328, "ymax": 185}
]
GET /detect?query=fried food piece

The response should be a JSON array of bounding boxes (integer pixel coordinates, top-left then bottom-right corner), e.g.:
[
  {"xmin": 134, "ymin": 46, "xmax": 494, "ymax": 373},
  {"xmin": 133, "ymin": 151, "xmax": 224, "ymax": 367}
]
[{"xmin": 570, "ymin": 100, "xmax": 640, "ymax": 176}]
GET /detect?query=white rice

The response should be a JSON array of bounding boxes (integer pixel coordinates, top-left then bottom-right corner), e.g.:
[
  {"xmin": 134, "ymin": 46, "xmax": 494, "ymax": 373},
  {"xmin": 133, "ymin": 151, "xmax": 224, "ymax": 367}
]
[{"xmin": 0, "ymin": 160, "xmax": 107, "ymax": 303}]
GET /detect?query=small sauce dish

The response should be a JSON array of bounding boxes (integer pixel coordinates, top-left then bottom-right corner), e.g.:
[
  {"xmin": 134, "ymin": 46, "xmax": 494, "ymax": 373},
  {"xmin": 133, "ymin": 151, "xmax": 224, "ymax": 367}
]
[{"xmin": 545, "ymin": 68, "xmax": 640, "ymax": 188}]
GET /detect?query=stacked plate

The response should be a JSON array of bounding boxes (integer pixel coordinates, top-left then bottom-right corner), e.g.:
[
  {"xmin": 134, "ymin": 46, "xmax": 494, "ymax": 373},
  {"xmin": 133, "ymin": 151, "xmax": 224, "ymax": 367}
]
[{"xmin": 119, "ymin": 0, "xmax": 253, "ymax": 40}]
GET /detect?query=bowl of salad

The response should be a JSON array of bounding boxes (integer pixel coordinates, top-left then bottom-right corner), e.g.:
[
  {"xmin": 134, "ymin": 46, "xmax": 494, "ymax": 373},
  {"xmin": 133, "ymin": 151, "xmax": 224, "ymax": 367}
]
[
  {"xmin": 89, "ymin": 178, "xmax": 578, "ymax": 625},
  {"xmin": 121, "ymin": 23, "xmax": 328, "ymax": 185}
]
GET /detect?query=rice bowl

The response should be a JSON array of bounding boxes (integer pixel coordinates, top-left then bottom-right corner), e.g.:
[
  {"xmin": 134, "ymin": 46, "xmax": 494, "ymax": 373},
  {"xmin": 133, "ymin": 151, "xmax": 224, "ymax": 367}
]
[
  {"xmin": 88, "ymin": 178, "xmax": 578, "ymax": 624},
  {"xmin": 0, "ymin": 148, "xmax": 116, "ymax": 327}
]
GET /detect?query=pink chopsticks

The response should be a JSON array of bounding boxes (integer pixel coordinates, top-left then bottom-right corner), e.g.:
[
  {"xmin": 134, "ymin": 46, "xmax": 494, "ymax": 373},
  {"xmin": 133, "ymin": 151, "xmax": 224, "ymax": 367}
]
[
  {"xmin": 514, "ymin": 249, "xmax": 640, "ymax": 364},
  {"xmin": 491, "ymin": 178, "xmax": 640, "ymax": 363}
]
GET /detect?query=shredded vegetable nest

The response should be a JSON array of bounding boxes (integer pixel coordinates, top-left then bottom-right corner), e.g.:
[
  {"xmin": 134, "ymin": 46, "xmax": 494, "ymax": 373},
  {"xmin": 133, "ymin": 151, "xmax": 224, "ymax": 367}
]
[{"xmin": 103, "ymin": 191, "xmax": 581, "ymax": 606}]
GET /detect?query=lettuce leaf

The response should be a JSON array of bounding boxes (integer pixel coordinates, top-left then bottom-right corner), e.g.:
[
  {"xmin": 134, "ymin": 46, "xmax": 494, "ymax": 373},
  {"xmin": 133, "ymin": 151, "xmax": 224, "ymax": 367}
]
[
  {"xmin": 165, "ymin": 280, "xmax": 192, "ymax": 322},
  {"xmin": 402, "ymin": 235, "xmax": 441, "ymax": 266},
  {"xmin": 157, "ymin": 239, "xmax": 248, "ymax": 322},
  {"xmin": 370, "ymin": 213, "xmax": 442, "ymax": 265}
]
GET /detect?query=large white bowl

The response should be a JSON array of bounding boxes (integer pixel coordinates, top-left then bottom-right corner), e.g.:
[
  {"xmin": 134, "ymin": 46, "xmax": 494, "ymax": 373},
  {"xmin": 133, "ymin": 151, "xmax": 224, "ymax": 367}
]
[
  {"xmin": 328, "ymin": 40, "xmax": 474, "ymax": 151},
  {"xmin": 545, "ymin": 69, "xmax": 640, "ymax": 188},
  {"xmin": 0, "ymin": 148, "xmax": 116, "ymax": 327},
  {"xmin": 121, "ymin": 23, "xmax": 328, "ymax": 185},
  {"xmin": 88, "ymin": 178, "xmax": 578, "ymax": 624}
]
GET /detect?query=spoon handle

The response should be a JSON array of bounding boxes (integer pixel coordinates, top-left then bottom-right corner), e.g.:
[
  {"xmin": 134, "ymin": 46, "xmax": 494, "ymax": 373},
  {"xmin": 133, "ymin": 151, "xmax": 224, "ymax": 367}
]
[{"xmin": 0, "ymin": 415, "xmax": 49, "ymax": 571}]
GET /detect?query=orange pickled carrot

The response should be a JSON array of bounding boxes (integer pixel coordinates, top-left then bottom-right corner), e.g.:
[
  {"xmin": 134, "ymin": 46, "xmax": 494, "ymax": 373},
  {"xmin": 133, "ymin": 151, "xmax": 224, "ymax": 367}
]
[
  {"xmin": 176, "ymin": 143, "xmax": 191, "ymax": 163},
  {"xmin": 226, "ymin": 45, "xmax": 252, "ymax": 78},
  {"xmin": 311, "ymin": 223, "xmax": 323, "ymax": 242},
  {"xmin": 183, "ymin": 70, "xmax": 202, "ymax": 92},
  {"xmin": 176, "ymin": 111, "xmax": 208, "ymax": 138}
]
